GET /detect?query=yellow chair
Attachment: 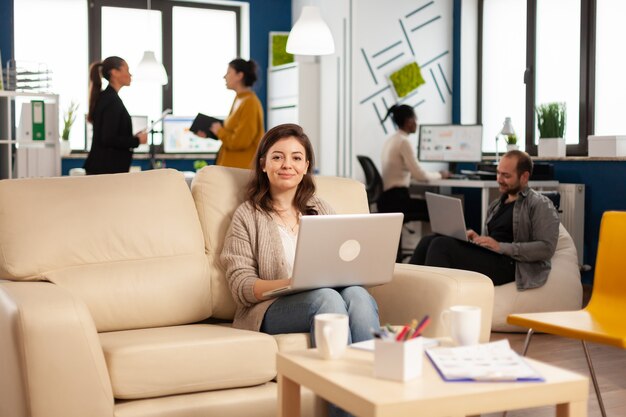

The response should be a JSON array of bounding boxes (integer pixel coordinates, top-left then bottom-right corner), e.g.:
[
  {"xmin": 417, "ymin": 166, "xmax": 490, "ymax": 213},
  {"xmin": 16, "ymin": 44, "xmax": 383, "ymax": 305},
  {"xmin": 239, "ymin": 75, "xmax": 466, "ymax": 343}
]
[{"xmin": 508, "ymin": 211, "xmax": 626, "ymax": 417}]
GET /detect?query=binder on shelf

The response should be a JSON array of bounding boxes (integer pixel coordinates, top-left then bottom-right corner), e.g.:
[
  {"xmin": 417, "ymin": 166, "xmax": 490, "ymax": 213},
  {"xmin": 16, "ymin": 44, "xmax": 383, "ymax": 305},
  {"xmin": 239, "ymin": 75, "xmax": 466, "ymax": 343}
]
[{"xmin": 31, "ymin": 100, "xmax": 45, "ymax": 141}]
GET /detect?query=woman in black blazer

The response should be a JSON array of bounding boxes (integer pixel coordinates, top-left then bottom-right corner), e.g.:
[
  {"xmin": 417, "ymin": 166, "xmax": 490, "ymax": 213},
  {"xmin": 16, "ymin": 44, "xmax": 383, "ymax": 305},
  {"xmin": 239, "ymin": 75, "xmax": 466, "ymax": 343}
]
[{"xmin": 84, "ymin": 56, "xmax": 147, "ymax": 175}]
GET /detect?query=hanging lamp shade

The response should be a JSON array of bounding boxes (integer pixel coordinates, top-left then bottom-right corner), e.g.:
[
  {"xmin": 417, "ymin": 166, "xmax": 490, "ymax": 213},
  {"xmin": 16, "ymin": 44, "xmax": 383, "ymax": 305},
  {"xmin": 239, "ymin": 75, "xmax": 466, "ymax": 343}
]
[
  {"xmin": 286, "ymin": 6, "xmax": 335, "ymax": 55},
  {"xmin": 135, "ymin": 50, "xmax": 168, "ymax": 85}
]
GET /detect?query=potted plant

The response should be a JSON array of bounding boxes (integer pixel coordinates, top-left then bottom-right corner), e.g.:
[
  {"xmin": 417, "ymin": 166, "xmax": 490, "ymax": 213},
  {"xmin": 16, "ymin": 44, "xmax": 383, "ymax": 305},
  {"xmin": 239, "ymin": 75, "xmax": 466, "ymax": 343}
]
[
  {"xmin": 536, "ymin": 102, "xmax": 566, "ymax": 157},
  {"xmin": 60, "ymin": 101, "xmax": 79, "ymax": 156},
  {"xmin": 505, "ymin": 133, "xmax": 518, "ymax": 151}
]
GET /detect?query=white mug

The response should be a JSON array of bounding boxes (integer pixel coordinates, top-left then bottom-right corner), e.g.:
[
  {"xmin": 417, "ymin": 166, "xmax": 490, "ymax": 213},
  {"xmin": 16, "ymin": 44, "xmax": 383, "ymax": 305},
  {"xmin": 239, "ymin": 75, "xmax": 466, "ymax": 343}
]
[
  {"xmin": 314, "ymin": 313, "xmax": 349, "ymax": 360},
  {"xmin": 440, "ymin": 305, "xmax": 481, "ymax": 346}
]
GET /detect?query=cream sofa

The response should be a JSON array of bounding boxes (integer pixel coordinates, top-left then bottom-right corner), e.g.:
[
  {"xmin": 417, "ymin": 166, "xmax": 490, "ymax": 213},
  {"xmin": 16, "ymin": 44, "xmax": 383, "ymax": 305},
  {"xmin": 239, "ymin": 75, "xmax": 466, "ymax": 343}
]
[{"xmin": 0, "ymin": 166, "xmax": 494, "ymax": 417}]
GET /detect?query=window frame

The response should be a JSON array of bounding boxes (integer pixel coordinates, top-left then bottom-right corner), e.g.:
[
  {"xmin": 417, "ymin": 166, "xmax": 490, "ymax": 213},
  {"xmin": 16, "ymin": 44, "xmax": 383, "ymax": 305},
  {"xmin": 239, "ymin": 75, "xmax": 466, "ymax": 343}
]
[
  {"xmin": 88, "ymin": 0, "xmax": 242, "ymax": 114},
  {"xmin": 477, "ymin": 0, "xmax": 596, "ymax": 156}
]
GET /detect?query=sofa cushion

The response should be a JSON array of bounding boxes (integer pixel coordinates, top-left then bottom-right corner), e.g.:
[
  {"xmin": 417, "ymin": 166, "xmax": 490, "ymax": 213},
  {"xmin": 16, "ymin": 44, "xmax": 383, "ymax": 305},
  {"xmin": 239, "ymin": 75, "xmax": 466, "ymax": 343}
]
[
  {"xmin": 492, "ymin": 224, "xmax": 582, "ymax": 332},
  {"xmin": 99, "ymin": 324, "xmax": 278, "ymax": 400},
  {"xmin": 0, "ymin": 170, "xmax": 211, "ymax": 332},
  {"xmin": 273, "ymin": 332, "xmax": 310, "ymax": 352},
  {"xmin": 191, "ymin": 166, "xmax": 370, "ymax": 320}
]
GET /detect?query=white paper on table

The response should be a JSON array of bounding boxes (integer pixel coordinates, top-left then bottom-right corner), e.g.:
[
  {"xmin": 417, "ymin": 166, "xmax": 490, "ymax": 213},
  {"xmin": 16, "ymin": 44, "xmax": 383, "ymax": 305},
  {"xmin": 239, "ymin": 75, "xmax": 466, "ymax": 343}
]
[{"xmin": 425, "ymin": 339, "xmax": 544, "ymax": 382}]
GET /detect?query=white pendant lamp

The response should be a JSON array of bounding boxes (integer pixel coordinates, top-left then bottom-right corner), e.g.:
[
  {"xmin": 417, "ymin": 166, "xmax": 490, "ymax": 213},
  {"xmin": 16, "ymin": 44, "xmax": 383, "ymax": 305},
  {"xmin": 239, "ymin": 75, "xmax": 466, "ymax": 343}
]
[
  {"xmin": 286, "ymin": 6, "xmax": 335, "ymax": 55},
  {"xmin": 136, "ymin": 50, "xmax": 168, "ymax": 85},
  {"xmin": 135, "ymin": 0, "xmax": 168, "ymax": 85}
]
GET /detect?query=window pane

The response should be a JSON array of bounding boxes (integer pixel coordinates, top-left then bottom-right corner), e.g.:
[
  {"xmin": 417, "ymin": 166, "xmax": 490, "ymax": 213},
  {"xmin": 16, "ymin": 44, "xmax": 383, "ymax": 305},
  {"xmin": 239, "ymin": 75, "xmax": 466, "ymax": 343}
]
[
  {"xmin": 102, "ymin": 6, "xmax": 163, "ymax": 147},
  {"xmin": 595, "ymin": 0, "xmax": 626, "ymax": 135},
  {"xmin": 172, "ymin": 6, "xmax": 237, "ymax": 118},
  {"xmin": 482, "ymin": 0, "xmax": 526, "ymax": 153},
  {"xmin": 536, "ymin": 0, "xmax": 580, "ymax": 143},
  {"xmin": 14, "ymin": 0, "xmax": 88, "ymax": 150}
]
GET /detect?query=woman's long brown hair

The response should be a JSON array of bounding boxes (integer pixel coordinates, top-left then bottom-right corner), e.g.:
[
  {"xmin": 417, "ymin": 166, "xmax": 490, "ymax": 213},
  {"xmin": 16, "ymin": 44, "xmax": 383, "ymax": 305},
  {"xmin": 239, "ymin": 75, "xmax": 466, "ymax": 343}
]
[{"xmin": 247, "ymin": 123, "xmax": 318, "ymax": 215}]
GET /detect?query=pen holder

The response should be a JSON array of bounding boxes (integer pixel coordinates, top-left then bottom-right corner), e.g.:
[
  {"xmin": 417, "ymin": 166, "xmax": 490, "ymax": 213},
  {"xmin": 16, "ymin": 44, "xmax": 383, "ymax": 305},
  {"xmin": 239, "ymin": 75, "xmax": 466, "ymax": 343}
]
[{"xmin": 373, "ymin": 337, "xmax": 424, "ymax": 382}]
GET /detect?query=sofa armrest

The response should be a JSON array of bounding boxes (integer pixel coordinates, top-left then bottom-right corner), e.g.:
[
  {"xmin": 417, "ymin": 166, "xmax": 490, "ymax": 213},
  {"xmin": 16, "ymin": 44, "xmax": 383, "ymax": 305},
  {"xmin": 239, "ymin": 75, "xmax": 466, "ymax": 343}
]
[
  {"xmin": 369, "ymin": 264, "xmax": 494, "ymax": 342},
  {"xmin": 0, "ymin": 282, "xmax": 114, "ymax": 417}
]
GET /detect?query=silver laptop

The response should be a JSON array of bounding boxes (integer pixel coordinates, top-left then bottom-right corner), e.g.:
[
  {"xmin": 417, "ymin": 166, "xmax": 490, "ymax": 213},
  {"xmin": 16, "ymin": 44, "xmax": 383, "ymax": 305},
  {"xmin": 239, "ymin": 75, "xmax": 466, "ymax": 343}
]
[
  {"xmin": 262, "ymin": 213, "xmax": 403, "ymax": 298},
  {"xmin": 425, "ymin": 192, "xmax": 471, "ymax": 241}
]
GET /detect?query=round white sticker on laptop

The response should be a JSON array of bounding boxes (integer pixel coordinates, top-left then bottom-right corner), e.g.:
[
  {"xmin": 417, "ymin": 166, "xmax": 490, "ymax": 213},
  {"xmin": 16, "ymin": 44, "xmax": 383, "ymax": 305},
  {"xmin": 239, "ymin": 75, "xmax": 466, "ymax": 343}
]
[{"xmin": 339, "ymin": 239, "xmax": 360, "ymax": 262}]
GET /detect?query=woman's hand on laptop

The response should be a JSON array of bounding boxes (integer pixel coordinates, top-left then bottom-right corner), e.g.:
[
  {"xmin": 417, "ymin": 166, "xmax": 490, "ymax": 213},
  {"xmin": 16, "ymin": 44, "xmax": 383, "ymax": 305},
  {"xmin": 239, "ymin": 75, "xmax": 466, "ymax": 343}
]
[
  {"xmin": 472, "ymin": 236, "xmax": 501, "ymax": 252},
  {"xmin": 253, "ymin": 278, "xmax": 292, "ymax": 301}
]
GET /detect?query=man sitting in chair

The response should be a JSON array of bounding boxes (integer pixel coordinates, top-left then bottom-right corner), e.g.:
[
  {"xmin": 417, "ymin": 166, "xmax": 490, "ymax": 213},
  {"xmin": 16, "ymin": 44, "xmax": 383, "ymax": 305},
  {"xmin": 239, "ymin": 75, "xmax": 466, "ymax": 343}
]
[{"xmin": 409, "ymin": 150, "xmax": 560, "ymax": 289}]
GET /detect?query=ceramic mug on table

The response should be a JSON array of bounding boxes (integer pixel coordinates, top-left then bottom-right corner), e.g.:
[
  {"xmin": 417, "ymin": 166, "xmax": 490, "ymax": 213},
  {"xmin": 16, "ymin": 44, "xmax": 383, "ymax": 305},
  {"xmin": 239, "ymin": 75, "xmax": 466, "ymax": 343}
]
[
  {"xmin": 314, "ymin": 313, "xmax": 349, "ymax": 359},
  {"xmin": 440, "ymin": 305, "xmax": 481, "ymax": 346}
]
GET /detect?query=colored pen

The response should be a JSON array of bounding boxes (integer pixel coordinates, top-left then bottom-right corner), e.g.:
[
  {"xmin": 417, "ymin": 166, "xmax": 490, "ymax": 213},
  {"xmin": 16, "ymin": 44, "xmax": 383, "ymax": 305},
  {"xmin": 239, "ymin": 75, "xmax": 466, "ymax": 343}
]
[
  {"xmin": 395, "ymin": 324, "xmax": 410, "ymax": 341},
  {"xmin": 403, "ymin": 319, "xmax": 418, "ymax": 341},
  {"xmin": 410, "ymin": 315, "xmax": 431, "ymax": 339}
]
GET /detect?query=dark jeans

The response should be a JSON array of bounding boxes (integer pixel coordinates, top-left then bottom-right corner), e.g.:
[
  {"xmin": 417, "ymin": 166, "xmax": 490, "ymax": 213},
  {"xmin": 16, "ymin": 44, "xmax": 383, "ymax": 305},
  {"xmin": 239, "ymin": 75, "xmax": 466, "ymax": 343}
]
[{"xmin": 409, "ymin": 234, "xmax": 516, "ymax": 286}]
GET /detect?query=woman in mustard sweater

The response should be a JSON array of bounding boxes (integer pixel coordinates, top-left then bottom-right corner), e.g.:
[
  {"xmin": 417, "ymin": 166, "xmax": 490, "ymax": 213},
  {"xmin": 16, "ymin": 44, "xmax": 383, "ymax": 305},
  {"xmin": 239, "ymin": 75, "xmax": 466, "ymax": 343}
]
[{"xmin": 201, "ymin": 58, "xmax": 264, "ymax": 169}]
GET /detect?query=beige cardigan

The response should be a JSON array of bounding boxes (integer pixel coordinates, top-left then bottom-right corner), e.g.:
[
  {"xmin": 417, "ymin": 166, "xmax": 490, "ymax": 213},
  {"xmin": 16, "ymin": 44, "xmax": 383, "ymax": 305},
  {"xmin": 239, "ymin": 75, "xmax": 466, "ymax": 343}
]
[{"xmin": 221, "ymin": 196, "xmax": 334, "ymax": 331}]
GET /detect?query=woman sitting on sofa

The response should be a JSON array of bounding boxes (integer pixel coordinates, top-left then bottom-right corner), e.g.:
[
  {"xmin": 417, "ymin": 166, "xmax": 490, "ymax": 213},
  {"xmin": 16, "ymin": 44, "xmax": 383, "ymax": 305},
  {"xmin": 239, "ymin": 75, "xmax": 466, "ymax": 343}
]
[
  {"xmin": 221, "ymin": 123, "xmax": 379, "ymax": 340},
  {"xmin": 221, "ymin": 124, "xmax": 378, "ymax": 417}
]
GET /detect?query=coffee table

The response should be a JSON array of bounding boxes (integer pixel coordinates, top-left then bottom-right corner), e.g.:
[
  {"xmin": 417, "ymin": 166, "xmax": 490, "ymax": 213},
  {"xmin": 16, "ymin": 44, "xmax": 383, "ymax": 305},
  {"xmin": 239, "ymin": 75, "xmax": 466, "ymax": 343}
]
[{"xmin": 277, "ymin": 348, "xmax": 588, "ymax": 417}]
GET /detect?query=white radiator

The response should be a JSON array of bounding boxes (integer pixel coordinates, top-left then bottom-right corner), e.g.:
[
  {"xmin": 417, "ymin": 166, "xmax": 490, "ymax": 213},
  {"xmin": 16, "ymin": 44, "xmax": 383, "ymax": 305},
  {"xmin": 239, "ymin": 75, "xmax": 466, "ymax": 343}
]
[{"xmin": 558, "ymin": 183, "xmax": 585, "ymax": 265}]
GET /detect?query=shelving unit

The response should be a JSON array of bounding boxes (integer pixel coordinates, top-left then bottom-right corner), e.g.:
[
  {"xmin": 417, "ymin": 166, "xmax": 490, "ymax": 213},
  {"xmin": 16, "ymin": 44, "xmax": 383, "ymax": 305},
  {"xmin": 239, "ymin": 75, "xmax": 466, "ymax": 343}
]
[{"xmin": 0, "ymin": 90, "xmax": 60, "ymax": 179}]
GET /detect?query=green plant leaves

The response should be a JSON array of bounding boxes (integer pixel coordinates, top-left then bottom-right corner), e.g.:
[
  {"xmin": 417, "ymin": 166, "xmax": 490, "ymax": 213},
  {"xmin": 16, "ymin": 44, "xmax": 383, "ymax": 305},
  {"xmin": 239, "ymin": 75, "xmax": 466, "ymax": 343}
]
[
  {"xmin": 536, "ymin": 102, "xmax": 566, "ymax": 139},
  {"xmin": 61, "ymin": 101, "xmax": 79, "ymax": 140}
]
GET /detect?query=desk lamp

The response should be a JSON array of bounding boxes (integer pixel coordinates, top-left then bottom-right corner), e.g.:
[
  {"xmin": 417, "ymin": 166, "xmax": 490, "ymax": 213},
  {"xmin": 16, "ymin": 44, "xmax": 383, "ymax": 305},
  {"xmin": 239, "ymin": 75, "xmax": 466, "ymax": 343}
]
[{"xmin": 495, "ymin": 117, "xmax": 515, "ymax": 161}]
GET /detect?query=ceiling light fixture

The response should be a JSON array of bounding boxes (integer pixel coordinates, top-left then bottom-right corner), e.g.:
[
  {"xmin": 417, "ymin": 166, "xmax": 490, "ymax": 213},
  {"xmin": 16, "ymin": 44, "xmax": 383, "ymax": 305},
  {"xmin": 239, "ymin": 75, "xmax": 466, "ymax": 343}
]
[
  {"xmin": 286, "ymin": 6, "xmax": 335, "ymax": 56},
  {"xmin": 135, "ymin": 0, "xmax": 168, "ymax": 85}
]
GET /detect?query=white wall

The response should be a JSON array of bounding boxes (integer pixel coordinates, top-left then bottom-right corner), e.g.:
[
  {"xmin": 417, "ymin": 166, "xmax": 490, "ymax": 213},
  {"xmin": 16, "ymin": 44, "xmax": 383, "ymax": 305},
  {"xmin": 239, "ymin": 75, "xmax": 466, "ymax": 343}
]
[{"xmin": 291, "ymin": 0, "xmax": 454, "ymax": 178}]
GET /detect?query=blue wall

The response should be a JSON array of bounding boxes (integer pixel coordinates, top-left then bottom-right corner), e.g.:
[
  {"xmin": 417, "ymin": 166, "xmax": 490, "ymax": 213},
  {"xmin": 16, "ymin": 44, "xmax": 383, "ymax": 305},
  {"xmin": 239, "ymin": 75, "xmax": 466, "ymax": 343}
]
[
  {"xmin": 248, "ymin": 0, "xmax": 292, "ymax": 112},
  {"xmin": 0, "ymin": 0, "xmax": 13, "ymax": 65},
  {"xmin": 552, "ymin": 160, "xmax": 626, "ymax": 283}
]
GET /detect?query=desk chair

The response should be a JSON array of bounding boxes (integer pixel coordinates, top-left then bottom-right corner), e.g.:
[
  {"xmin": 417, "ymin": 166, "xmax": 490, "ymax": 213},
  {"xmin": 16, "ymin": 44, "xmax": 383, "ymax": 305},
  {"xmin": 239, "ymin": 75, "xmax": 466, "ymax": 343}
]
[
  {"xmin": 356, "ymin": 155, "xmax": 425, "ymax": 262},
  {"xmin": 507, "ymin": 211, "xmax": 626, "ymax": 417},
  {"xmin": 356, "ymin": 155, "xmax": 383, "ymax": 211}
]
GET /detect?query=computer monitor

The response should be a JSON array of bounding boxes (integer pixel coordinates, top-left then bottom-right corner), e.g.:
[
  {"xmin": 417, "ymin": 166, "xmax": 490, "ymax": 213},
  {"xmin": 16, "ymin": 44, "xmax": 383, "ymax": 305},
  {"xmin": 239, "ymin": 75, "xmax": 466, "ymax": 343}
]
[
  {"xmin": 84, "ymin": 115, "xmax": 150, "ymax": 153},
  {"xmin": 162, "ymin": 115, "xmax": 222, "ymax": 153},
  {"xmin": 418, "ymin": 124, "xmax": 483, "ymax": 163}
]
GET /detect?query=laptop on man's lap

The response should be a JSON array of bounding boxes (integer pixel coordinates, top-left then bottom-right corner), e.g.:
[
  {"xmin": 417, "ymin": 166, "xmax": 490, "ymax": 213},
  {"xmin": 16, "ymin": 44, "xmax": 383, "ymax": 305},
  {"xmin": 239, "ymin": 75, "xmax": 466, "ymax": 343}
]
[
  {"xmin": 425, "ymin": 192, "xmax": 493, "ymax": 251},
  {"xmin": 262, "ymin": 213, "xmax": 403, "ymax": 298}
]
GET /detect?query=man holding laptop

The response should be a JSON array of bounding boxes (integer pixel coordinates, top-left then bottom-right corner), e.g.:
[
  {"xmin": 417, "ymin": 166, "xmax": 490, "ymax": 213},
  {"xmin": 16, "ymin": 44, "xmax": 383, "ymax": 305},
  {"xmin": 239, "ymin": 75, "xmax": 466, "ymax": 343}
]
[{"xmin": 410, "ymin": 150, "xmax": 560, "ymax": 289}]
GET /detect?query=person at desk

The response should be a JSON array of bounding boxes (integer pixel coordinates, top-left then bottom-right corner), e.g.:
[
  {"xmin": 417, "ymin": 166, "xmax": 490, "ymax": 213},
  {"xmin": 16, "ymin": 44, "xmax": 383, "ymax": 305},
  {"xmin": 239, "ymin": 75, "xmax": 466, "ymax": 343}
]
[
  {"xmin": 410, "ymin": 150, "xmax": 560, "ymax": 289},
  {"xmin": 221, "ymin": 123, "xmax": 378, "ymax": 417},
  {"xmin": 196, "ymin": 58, "xmax": 264, "ymax": 169},
  {"xmin": 84, "ymin": 56, "xmax": 148, "ymax": 175},
  {"xmin": 378, "ymin": 104, "xmax": 449, "ymax": 217}
]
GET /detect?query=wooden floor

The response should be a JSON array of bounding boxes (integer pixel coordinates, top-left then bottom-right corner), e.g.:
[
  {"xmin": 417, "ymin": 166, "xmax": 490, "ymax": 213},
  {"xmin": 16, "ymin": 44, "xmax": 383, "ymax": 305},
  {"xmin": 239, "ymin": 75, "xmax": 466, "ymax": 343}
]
[{"xmin": 484, "ymin": 332, "xmax": 626, "ymax": 417}]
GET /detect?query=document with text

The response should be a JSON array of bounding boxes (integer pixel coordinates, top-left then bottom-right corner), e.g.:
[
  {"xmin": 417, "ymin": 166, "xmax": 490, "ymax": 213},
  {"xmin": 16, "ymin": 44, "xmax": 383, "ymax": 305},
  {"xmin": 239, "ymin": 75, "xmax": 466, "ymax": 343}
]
[{"xmin": 426, "ymin": 339, "xmax": 544, "ymax": 382}]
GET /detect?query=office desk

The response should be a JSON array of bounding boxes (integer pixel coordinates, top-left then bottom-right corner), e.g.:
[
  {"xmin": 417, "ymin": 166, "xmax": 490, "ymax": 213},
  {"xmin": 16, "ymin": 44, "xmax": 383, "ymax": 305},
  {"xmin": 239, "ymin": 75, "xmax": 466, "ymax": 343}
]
[{"xmin": 413, "ymin": 179, "xmax": 559, "ymax": 228}]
